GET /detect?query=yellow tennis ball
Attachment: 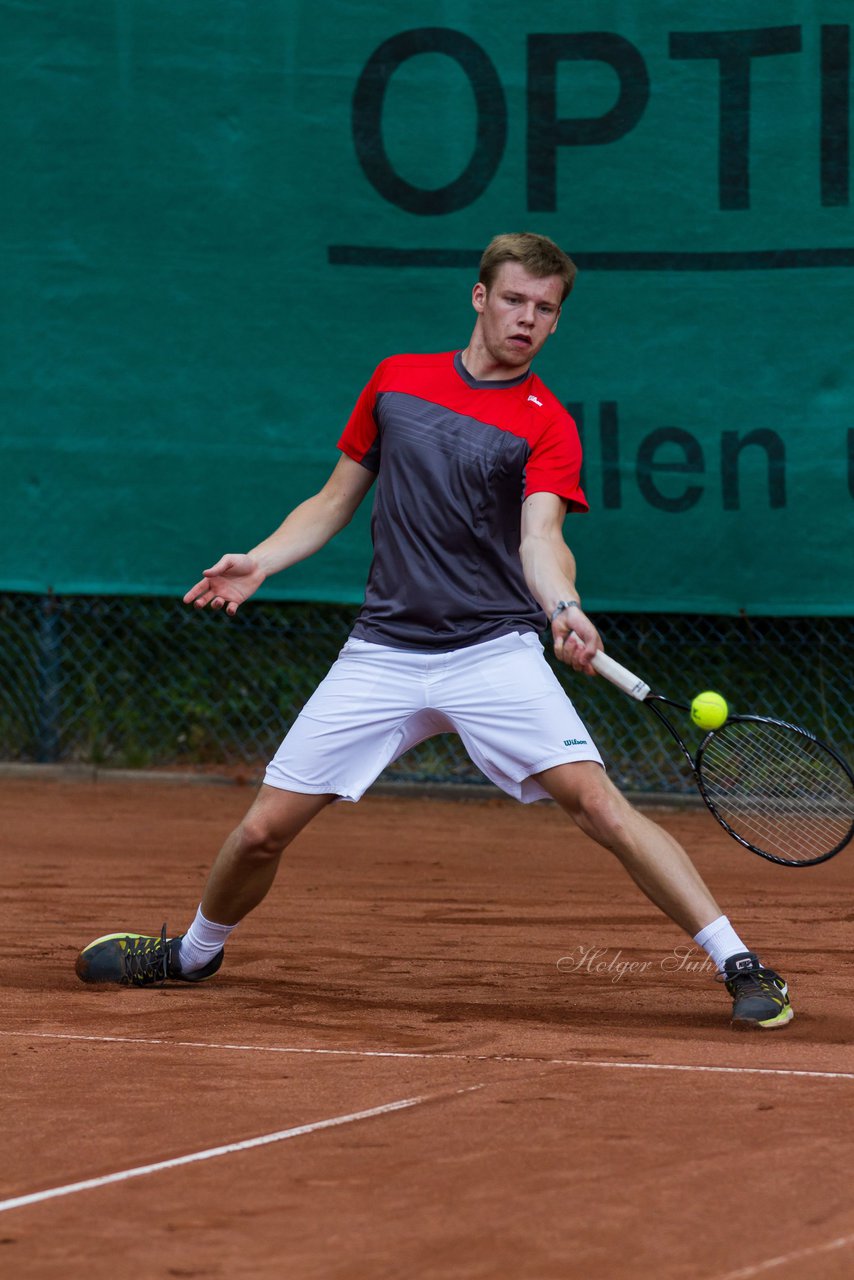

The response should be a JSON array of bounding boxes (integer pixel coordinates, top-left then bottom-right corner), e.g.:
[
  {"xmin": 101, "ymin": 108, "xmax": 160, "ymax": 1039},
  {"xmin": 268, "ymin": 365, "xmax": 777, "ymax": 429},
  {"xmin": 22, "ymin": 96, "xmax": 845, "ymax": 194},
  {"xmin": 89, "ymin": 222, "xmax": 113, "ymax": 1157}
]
[{"xmin": 691, "ymin": 690, "xmax": 729, "ymax": 730}]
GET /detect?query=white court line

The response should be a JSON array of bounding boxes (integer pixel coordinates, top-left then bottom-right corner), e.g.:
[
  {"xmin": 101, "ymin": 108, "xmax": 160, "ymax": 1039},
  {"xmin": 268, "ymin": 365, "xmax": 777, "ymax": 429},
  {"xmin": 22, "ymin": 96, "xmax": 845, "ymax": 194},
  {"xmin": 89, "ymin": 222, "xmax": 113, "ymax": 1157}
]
[
  {"xmin": 0, "ymin": 1084, "xmax": 482, "ymax": 1215},
  {"xmin": 713, "ymin": 1231, "xmax": 854, "ymax": 1278},
  {"xmin": 2, "ymin": 1029, "xmax": 853, "ymax": 1081}
]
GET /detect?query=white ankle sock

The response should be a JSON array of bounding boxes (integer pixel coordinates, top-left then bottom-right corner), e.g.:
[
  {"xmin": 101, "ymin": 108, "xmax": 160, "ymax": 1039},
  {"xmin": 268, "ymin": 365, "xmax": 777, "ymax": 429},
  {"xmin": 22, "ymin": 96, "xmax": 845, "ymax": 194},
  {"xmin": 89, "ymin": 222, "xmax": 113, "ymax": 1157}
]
[
  {"xmin": 179, "ymin": 907, "xmax": 236, "ymax": 973},
  {"xmin": 693, "ymin": 915, "xmax": 752, "ymax": 974}
]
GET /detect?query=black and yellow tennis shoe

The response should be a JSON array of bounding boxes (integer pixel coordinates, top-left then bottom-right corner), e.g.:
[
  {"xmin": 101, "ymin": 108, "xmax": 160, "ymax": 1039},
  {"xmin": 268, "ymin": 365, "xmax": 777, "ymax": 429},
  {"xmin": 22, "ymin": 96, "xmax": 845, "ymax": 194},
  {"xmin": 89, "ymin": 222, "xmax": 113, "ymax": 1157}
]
[
  {"xmin": 75, "ymin": 924, "xmax": 223, "ymax": 987},
  {"xmin": 723, "ymin": 952, "xmax": 793, "ymax": 1029}
]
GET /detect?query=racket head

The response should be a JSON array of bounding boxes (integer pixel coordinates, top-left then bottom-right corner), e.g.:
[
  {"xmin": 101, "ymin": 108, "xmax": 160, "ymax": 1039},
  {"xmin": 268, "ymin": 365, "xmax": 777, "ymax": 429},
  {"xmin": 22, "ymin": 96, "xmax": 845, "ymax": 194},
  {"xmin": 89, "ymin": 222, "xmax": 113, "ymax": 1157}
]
[{"xmin": 694, "ymin": 715, "xmax": 854, "ymax": 867}]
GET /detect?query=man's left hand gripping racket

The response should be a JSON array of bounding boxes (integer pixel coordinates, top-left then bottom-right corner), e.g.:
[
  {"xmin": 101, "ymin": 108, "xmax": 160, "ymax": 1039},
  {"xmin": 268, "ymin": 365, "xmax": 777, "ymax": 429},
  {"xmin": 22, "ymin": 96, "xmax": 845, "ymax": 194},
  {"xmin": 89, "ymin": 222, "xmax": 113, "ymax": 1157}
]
[{"xmin": 586, "ymin": 648, "xmax": 854, "ymax": 868}]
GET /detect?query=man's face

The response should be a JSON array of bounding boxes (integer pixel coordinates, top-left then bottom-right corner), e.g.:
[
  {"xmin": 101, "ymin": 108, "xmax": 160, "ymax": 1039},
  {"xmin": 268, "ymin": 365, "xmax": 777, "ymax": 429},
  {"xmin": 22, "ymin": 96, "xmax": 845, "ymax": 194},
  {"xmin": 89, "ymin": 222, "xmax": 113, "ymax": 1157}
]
[{"xmin": 471, "ymin": 261, "xmax": 563, "ymax": 371}]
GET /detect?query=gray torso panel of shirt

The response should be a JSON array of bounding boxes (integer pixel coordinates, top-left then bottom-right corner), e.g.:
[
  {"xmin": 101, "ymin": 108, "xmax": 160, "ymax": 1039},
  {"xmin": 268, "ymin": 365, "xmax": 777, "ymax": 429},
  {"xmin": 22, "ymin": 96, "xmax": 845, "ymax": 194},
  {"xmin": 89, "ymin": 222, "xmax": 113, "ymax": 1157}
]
[{"xmin": 350, "ymin": 389, "xmax": 548, "ymax": 651}]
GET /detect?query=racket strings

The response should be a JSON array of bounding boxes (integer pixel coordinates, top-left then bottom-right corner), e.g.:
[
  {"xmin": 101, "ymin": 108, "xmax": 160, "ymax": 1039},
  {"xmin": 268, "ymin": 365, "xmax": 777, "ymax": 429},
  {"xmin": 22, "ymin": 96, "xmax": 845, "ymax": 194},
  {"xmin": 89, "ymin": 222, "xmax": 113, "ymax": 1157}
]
[{"xmin": 698, "ymin": 720, "xmax": 854, "ymax": 864}]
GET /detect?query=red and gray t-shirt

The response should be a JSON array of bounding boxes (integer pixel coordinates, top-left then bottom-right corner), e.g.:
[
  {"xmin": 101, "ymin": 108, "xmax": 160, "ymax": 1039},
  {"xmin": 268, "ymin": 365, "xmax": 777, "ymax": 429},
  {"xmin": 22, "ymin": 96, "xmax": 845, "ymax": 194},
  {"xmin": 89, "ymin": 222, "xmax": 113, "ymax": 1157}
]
[{"xmin": 338, "ymin": 350, "xmax": 587, "ymax": 651}]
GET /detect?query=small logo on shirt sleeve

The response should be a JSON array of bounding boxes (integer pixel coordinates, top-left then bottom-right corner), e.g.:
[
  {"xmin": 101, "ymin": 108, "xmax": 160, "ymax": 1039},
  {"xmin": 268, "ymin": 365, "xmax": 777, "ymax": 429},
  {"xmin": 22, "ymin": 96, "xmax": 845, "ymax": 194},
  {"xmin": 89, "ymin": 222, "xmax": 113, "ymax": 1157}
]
[{"xmin": 527, "ymin": 395, "xmax": 543, "ymax": 407}]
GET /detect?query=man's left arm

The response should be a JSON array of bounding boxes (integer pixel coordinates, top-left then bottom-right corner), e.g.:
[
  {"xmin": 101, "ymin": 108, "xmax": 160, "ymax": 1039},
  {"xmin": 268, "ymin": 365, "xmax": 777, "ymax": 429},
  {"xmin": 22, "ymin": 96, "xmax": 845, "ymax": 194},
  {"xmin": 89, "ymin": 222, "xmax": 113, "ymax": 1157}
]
[{"xmin": 519, "ymin": 491, "xmax": 602, "ymax": 672}]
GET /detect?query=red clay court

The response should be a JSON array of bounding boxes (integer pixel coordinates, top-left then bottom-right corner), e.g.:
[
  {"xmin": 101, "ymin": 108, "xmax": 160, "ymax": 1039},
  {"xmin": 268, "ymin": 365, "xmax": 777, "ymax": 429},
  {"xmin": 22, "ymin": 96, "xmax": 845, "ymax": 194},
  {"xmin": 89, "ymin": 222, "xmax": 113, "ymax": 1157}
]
[{"xmin": 2, "ymin": 775, "xmax": 853, "ymax": 1279}]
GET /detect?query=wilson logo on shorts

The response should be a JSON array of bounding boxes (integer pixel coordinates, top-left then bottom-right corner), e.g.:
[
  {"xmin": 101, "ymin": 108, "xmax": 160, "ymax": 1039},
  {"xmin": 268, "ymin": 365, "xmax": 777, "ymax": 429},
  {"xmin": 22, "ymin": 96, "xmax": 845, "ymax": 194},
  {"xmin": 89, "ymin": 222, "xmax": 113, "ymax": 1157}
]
[{"xmin": 563, "ymin": 738, "xmax": 588, "ymax": 746}]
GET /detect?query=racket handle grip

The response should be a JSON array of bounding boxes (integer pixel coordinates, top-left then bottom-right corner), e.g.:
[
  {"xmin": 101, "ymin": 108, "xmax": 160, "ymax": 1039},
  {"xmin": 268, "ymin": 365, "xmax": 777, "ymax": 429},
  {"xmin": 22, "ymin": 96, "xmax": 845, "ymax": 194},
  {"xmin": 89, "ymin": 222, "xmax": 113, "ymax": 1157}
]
[{"xmin": 590, "ymin": 650, "xmax": 651, "ymax": 701}]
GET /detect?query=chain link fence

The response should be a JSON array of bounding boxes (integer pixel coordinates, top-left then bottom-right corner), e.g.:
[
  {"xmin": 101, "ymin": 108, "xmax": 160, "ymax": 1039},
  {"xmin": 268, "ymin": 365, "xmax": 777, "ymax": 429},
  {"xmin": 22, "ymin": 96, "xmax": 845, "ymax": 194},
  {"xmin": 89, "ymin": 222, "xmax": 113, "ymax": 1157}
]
[{"xmin": 1, "ymin": 592, "xmax": 850, "ymax": 794}]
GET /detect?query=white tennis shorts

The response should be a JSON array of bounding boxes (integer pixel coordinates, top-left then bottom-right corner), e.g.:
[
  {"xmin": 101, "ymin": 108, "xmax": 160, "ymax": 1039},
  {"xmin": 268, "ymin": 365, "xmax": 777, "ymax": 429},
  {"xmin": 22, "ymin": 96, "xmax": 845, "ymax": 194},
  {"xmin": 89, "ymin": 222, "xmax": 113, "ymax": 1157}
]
[{"xmin": 264, "ymin": 630, "xmax": 603, "ymax": 803}]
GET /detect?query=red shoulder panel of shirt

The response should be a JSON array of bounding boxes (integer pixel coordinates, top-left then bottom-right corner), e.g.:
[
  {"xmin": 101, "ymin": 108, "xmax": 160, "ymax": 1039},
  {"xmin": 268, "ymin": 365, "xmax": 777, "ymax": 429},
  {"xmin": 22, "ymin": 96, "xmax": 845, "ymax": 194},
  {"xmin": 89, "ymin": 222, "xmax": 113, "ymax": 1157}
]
[{"xmin": 338, "ymin": 351, "xmax": 588, "ymax": 511}]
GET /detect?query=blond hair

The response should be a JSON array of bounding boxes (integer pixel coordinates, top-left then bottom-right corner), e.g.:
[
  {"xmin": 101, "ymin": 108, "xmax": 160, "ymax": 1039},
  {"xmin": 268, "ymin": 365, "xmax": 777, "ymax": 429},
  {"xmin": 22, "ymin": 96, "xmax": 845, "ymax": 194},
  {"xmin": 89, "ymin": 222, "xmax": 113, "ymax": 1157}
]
[{"xmin": 479, "ymin": 232, "xmax": 577, "ymax": 303}]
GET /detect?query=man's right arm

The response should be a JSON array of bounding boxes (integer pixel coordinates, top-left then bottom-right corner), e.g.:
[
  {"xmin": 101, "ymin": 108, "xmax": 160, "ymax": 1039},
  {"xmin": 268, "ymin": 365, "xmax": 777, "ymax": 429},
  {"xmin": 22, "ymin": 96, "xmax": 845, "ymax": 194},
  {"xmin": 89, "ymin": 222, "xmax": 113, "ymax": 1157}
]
[{"xmin": 184, "ymin": 454, "xmax": 376, "ymax": 615}]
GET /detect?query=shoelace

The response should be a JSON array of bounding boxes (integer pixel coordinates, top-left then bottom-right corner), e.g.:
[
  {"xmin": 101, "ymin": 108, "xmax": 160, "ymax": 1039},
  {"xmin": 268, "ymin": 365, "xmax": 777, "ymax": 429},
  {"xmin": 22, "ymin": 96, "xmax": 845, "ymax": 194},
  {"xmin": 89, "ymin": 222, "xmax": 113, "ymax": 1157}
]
[
  {"xmin": 726, "ymin": 977, "xmax": 786, "ymax": 1012},
  {"xmin": 123, "ymin": 924, "xmax": 170, "ymax": 985},
  {"xmin": 717, "ymin": 966, "xmax": 782, "ymax": 994}
]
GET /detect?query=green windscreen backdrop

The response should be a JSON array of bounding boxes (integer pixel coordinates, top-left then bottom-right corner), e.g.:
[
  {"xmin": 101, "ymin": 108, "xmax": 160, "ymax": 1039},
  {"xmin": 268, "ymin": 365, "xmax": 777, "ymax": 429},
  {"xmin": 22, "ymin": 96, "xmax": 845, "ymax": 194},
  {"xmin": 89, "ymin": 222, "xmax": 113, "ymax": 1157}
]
[{"xmin": 3, "ymin": 1, "xmax": 853, "ymax": 614}]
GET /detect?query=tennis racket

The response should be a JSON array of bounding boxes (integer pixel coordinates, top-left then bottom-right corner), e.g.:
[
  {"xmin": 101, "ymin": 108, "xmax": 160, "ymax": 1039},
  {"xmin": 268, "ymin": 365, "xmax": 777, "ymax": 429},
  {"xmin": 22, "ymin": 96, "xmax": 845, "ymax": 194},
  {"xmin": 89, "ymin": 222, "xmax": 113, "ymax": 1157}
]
[{"xmin": 587, "ymin": 647, "xmax": 854, "ymax": 868}]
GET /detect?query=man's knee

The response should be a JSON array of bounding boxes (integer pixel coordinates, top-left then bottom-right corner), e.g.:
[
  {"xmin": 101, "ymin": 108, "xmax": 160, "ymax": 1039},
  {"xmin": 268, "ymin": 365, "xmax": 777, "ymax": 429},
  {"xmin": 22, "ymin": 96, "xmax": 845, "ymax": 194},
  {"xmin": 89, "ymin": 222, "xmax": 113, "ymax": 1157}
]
[
  {"xmin": 235, "ymin": 812, "xmax": 289, "ymax": 862},
  {"xmin": 234, "ymin": 788, "xmax": 332, "ymax": 863},
  {"xmin": 539, "ymin": 763, "xmax": 634, "ymax": 842},
  {"xmin": 577, "ymin": 781, "xmax": 633, "ymax": 842}
]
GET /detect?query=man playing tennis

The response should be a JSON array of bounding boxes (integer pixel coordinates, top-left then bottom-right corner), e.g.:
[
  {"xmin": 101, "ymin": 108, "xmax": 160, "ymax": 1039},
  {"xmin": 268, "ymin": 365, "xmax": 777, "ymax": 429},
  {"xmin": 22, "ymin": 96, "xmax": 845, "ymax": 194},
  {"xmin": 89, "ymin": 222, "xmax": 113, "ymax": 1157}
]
[{"xmin": 76, "ymin": 232, "xmax": 792, "ymax": 1029}]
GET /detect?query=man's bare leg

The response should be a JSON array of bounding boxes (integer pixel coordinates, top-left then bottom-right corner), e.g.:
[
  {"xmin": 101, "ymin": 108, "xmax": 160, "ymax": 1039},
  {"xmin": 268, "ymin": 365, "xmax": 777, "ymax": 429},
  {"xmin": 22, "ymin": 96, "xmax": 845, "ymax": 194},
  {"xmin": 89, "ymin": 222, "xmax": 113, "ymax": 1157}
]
[
  {"xmin": 200, "ymin": 784, "xmax": 335, "ymax": 924},
  {"xmin": 535, "ymin": 761, "xmax": 721, "ymax": 936},
  {"xmin": 535, "ymin": 760, "xmax": 793, "ymax": 1027},
  {"xmin": 75, "ymin": 784, "xmax": 334, "ymax": 984}
]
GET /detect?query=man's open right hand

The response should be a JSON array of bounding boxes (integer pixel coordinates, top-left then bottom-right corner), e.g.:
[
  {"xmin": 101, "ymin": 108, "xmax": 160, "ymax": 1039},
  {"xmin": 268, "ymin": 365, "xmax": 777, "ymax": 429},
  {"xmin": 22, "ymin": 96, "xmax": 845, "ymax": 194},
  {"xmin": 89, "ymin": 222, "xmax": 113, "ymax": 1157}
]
[{"xmin": 182, "ymin": 554, "xmax": 266, "ymax": 616}]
